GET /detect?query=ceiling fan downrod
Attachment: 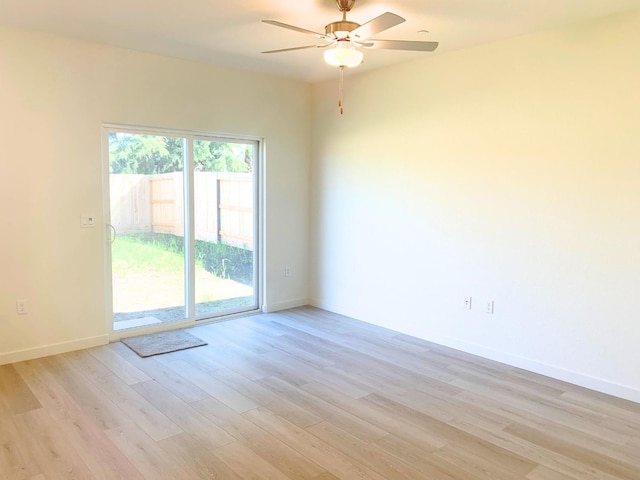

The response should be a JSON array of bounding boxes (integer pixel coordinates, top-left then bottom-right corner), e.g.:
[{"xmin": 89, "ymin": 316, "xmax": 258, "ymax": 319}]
[{"xmin": 327, "ymin": 0, "xmax": 359, "ymax": 38}]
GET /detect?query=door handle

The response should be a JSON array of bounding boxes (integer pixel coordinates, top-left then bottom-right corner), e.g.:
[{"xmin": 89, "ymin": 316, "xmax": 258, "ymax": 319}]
[{"xmin": 108, "ymin": 224, "xmax": 117, "ymax": 244}]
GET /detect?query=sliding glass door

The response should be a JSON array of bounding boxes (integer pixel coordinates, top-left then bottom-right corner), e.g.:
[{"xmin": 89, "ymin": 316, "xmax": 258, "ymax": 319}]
[
  {"xmin": 105, "ymin": 127, "xmax": 259, "ymax": 332},
  {"xmin": 193, "ymin": 138, "xmax": 256, "ymax": 317}
]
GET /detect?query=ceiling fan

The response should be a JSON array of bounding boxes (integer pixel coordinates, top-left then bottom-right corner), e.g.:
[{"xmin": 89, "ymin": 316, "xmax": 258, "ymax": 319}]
[
  {"xmin": 262, "ymin": 0, "xmax": 439, "ymax": 114},
  {"xmin": 262, "ymin": 0, "xmax": 439, "ymax": 63}
]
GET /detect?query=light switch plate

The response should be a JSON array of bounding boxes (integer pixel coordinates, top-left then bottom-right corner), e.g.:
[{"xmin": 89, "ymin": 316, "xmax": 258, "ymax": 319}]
[{"xmin": 81, "ymin": 215, "xmax": 96, "ymax": 228}]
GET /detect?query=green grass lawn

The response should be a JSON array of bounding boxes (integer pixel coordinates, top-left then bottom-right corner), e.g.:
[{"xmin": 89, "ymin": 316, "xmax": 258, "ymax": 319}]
[
  {"xmin": 111, "ymin": 236, "xmax": 252, "ymax": 314},
  {"xmin": 112, "ymin": 236, "xmax": 185, "ymax": 274}
]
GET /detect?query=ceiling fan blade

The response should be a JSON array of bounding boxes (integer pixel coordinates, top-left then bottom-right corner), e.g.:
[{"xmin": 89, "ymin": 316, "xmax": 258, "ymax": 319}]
[
  {"xmin": 350, "ymin": 12, "xmax": 405, "ymax": 40},
  {"xmin": 262, "ymin": 44, "xmax": 329, "ymax": 54},
  {"xmin": 262, "ymin": 20, "xmax": 329, "ymax": 40},
  {"xmin": 366, "ymin": 39, "xmax": 439, "ymax": 52}
]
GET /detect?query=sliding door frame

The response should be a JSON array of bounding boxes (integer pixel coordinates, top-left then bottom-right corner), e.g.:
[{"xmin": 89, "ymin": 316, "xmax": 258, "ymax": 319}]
[{"xmin": 102, "ymin": 123, "xmax": 264, "ymax": 340}]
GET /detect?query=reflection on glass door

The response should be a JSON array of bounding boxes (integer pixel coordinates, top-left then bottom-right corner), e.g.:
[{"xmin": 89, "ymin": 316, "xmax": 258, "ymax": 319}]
[{"xmin": 106, "ymin": 128, "xmax": 259, "ymax": 332}]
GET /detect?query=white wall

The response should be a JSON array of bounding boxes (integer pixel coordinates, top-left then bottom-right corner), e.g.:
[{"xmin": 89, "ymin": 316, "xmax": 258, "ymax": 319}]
[
  {"xmin": 0, "ymin": 26, "xmax": 310, "ymax": 363},
  {"xmin": 310, "ymin": 10, "xmax": 640, "ymax": 402}
]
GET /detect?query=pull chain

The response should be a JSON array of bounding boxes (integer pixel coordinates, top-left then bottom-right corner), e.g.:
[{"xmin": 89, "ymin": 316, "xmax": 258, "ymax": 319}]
[{"xmin": 338, "ymin": 66, "xmax": 345, "ymax": 115}]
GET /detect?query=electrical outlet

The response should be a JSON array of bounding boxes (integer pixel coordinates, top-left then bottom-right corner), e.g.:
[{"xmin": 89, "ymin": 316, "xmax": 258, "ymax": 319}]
[
  {"xmin": 16, "ymin": 300, "xmax": 28, "ymax": 315},
  {"xmin": 464, "ymin": 297, "xmax": 472, "ymax": 310},
  {"xmin": 284, "ymin": 267, "xmax": 292, "ymax": 277},
  {"xmin": 485, "ymin": 300, "xmax": 494, "ymax": 314}
]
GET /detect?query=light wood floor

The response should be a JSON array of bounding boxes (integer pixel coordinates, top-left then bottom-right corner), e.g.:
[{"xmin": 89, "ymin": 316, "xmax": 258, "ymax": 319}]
[{"xmin": 1, "ymin": 307, "xmax": 639, "ymax": 479}]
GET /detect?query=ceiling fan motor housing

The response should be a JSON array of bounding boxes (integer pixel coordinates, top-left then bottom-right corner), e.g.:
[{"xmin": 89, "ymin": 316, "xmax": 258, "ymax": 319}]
[
  {"xmin": 336, "ymin": 0, "xmax": 356, "ymax": 12},
  {"xmin": 325, "ymin": 21, "xmax": 360, "ymax": 38}
]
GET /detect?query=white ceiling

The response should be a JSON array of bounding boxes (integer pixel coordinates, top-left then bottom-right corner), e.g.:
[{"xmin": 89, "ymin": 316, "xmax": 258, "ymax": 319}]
[{"xmin": 0, "ymin": 0, "xmax": 638, "ymax": 82}]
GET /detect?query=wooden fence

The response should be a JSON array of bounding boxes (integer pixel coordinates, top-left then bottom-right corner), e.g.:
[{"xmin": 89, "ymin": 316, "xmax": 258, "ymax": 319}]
[{"xmin": 110, "ymin": 172, "xmax": 253, "ymax": 249}]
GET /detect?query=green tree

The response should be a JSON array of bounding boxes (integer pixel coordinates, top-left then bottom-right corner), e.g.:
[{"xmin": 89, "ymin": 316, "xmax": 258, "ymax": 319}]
[
  {"xmin": 109, "ymin": 133, "xmax": 182, "ymax": 174},
  {"xmin": 109, "ymin": 133, "xmax": 252, "ymax": 174},
  {"xmin": 194, "ymin": 140, "xmax": 252, "ymax": 173}
]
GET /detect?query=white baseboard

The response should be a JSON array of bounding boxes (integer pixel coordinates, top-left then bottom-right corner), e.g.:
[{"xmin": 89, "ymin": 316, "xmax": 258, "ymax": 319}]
[
  {"xmin": 262, "ymin": 298, "xmax": 308, "ymax": 313},
  {"xmin": 309, "ymin": 299, "xmax": 640, "ymax": 404},
  {"xmin": 0, "ymin": 335, "xmax": 109, "ymax": 365},
  {"xmin": 308, "ymin": 298, "xmax": 348, "ymax": 315}
]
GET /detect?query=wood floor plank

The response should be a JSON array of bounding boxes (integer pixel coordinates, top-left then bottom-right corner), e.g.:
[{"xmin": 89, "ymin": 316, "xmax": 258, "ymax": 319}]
[
  {"xmin": 455, "ymin": 387, "xmax": 640, "ymax": 466},
  {"xmin": 244, "ymin": 407, "xmax": 389, "ymax": 480},
  {"xmin": 303, "ymin": 365, "xmax": 374, "ymax": 399},
  {"xmin": 445, "ymin": 414, "xmax": 628, "ymax": 480},
  {"xmin": 12, "ymin": 359, "xmax": 145, "ymax": 480},
  {"xmin": 0, "ymin": 364, "xmax": 41, "ymax": 414},
  {"xmin": 212, "ymin": 441, "xmax": 292, "ymax": 480},
  {"xmin": 246, "ymin": 350, "xmax": 313, "ymax": 387},
  {"xmin": 193, "ymin": 396, "xmax": 325, "ymax": 479},
  {"xmin": 372, "ymin": 433, "xmax": 480, "ymax": 480},
  {"xmin": 504, "ymin": 421, "xmax": 640, "ymax": 479},
  {"xmin": 156, "ymin": 432, "xmax": 245, "ymax": 480},
  {"xmin": 130, "ymin": 379, "xmax": 234, "ymax": 449},
  {"xmin": 92, "ymin": 373, "xmax": 184, "ymax": 441},
  {"xmin": 306, "ymin": 421, "xmax": 428, "ymax": 480},
  {"xmin": 183, "ymin": 323, "xmax": 241, "ymax": 348},
  {"xmin": 1, "ymin": 307, "xmax": 639, "ymax": 479},
  {"xmin": 256, "ymin": 375, "xmax": 388, "ymax": 443},
  {"xmin": 446, "ymin": 363, "xmax": 569, "ymax": 408},
  {"xmin": 107, "ymin": 341, "xmax": 138, "ymax": 357},
  {"xmin": 12, "ymin": 359, "xmax": 109, "ymax": 431},
  {"xmin": 105, "ymin": 423, "xmax": 195, "ymax": 480},
  {"xmin": 301, "ymin": 381, "xmax": 452, "ymax": 450},
  {"xmin": 383, "ymin": 387, "xmax": 473, "ymax": 425},
  {"xmin": 12, "ymin": 408, "xmax": 97, "ymax": 480},
  {"xmin": 40, "ymin": 355, "xmax": 132, "ymax": 431},
  {"xmin": 37, "ymin": 407, "xmax": 145, "ymax": 480},
  {"xmin": 262, "ymin": 345, "xmax": 376, "ymax": 397},
  {"xmin": 190, "ymin": 342, "xmax": 274, "ymax": 381},
  {"xmin": 274, "ymin": 324, "xmax": 455, "ymax": 393},
  {"xmin": 496, "ymin": 367, "xmax": 568, "ymax": 399},
  {"xmin": 627, "ymin": 435, "xmax": 640, "ymax": 450},
  {"xmin": 236, "ymin": 327, "xmax": 337, "ymax": 369},
  {"xmin": 525, "ymin": 465, "xmax": 580, "ymax": 480},
  {"xmin": 243, "ymin": 326, "xmax": 378, "ymax": 397},
  {"xmin": 164, "ymin": 346, "xmax": 225, "ymax": 373},
  {"xmin": 310, "ymin": 473, "xmax": 341, "ymax": 480},
  {"xmin": 122, "ymin": 354, "xmax": 210, "ymax": 403},
  {"xmin": 559, "ymin": 388, "xmax": 640, "ymax": 427},
  {"xmin": 212, "ymin": 368, "xmax": 324, "ymax": 428},
  {"xmin": 62, "ymin": 349, "xmax": 115, "ymax": 380},
  {"xmin": 0, "ymin": 412, "xmax": 42, "ymax": 480},
  {"xmin": 342, "ymin": 334, "xmax": 454, "ymax": 377},
  {"xmin": 268, "ymin": 311, "xmax": 352, "ymax": 346},
  {"xmin": 203, "ymin": 322, "xmax": 272, "ymax": 355},
  {"xmin": 87, "ymin": 346, "xmax": 151, "ymax": 385},
  {"xmin": 452, "ymin": 376, "xmax": 636, "ymax": 446},
  {"xmin": 163, "ymin": 360, "xmax": 260, "ymax": 413},
  {"xmin": 362, "ymin": 392, "xmax": 538, "ymax": 476},
  {"xmin": 433, "ymin": 444, "xmax": 532, "ymax": 480}
]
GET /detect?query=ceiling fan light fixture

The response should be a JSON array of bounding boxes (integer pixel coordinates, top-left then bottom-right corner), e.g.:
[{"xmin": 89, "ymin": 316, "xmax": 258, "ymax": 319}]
[
  {"xmin": 262, "ymin": 0, "xmax": 440, "ymax": 114},
  {"xmin": 323, "ymin": 41, "xmax": 363, "ymax": 68}
]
